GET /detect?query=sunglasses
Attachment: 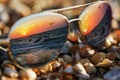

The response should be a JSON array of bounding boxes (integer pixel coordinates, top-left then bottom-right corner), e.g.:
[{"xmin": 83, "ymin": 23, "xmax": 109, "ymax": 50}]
[{"xmin": 8, "ymin": 1, "xmax": 112, "ymax": 69}]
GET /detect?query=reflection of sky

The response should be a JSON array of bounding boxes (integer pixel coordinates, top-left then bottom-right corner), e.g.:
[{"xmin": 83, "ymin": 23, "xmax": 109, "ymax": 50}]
[
  {"xmin": 9, "ymin": 13, "xmax": 68, "ymax": 39},
  {"xmin": 79, "ymin": 3, "xmax": 108, "ymax": 36}
]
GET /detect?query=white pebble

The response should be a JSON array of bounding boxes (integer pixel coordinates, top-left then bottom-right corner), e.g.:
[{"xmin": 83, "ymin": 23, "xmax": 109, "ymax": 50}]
[
  {"xmin": 64, "ymin": 65, "xmax": 73, "ymax": 74},
  {"xmin": 4, "ymin": 67, "xmax": 18, "ymax": 77},
  {"xmin": 73, "ymin": 62, "xmax": 90, "ymax": 79},
  {"xmin": 19, "ymin": 69, "xmax": 37, "ymax": 80}
]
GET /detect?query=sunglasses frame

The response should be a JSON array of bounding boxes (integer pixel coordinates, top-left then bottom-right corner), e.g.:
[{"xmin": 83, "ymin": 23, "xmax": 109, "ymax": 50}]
[{"xmin": 8, "ymin": 0, "xmax": 109, "ymax": 69}]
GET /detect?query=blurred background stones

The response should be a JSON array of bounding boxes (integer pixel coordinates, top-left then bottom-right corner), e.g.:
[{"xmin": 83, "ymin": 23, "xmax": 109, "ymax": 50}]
[{"xmin": 0, "ymin": 0, "xmax": 120, "ymax": 80}]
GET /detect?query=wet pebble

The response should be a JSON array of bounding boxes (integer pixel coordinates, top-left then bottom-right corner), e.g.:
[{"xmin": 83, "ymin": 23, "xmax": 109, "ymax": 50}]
[
  {"xmin": 4, "ymin": 67, "xmax": 18, "ymax": 78},
  {"xmin": 104, "ymin": 67, "xmax": 120, "ymax": 80},
  {"xmin": 18, "ymin": 69, "xmax": 37, "ymax": 80}
]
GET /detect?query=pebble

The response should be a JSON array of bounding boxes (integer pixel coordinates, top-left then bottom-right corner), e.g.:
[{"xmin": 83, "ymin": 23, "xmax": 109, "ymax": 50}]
[
  {"xmin": 0, "ymin": 22, "xmax": 4, "ymax": 30},
  {"xmin": 73, "ymin": 62, "xmax": 90, "ymax": 79},
  {"xmin": 52, "ymin": 61, "xmax": 61, "ymax": 71},
  {"xmin": 104, "ymin": 67, "xmax": 120, "ymax": 80},
  {"xmin": 111, "ymin": 19, "xmax": 119, "ymax": 29},
  {"xmin": 79, "ymin": 58, "xmax": 89, "ymax": 66},
  {"xmin": 2, "ymin": 26, "xmax": 9, "ymax": 34},
  {"xmin": 1, "ymin": 76, "xmax": 18, "ymax": 80},
  {"xmin": 4, "ymin": 67, "xmax": 18, "ymax": 78},
  {"xmin": 61, "ymin": 41, "xmax": 74, "ymax": 54},
  {"xmin": 63, "ymin": 55, "xmax": 72, "ymax": 64},
  {"xmin": 84, "ymin": 62, "xmax": 97, "ymax": 74},
  {"xmin": 9, "ymin": 0, "xmax": 31, "ymax": 16},
  {"xmin": 1, "ymin": 11, "xmax": 9, "ymax": 23},
  {"xmin": 96, "ymin": 59, "xmax": 113, "ymax": 67},
  {"xmin": 68, "ymin": 32, "xmax": 78, "ymax": 43},
  {"xmin": 109, "ymin": 0, "xmax": 120, "ymax": 21},
  {"xmin": 91, "ymin": 52, "xmax": 106, "ymax": 64},
  {"xmin": 18, "ymin": 69, "xmax": 37, "ymax": 80},
  {"xmin": 64, "ymin": 65, "xmax": 73, "ymax": 74},
  {"xmin": 1, "ymin": 60, "xmax": 15, "ymax": 69},
  {"xmin": 106, "ymin": 52, "xmax": 116, "ymax": 61}
]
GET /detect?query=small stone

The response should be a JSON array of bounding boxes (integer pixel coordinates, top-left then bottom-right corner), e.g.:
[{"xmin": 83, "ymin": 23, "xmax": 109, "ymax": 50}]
[
  {"xmin": 1, "ymin": 76, "xmax": 18, "ymax": 80},
  {"xmin": 79, "ymin": 58, "xmax": 89, "ymax": 66},
  {"xmin": 61, "ymin": 41, "xmax": 74, "ymax": 53},
  {"xmin": 52, "ymin": 61, "xmax": 61, "ymax": 71},
  {"xmin": 2, "ymin": 60, "xmax": 15, "ymax": 69},
  {"xmin": 106, "ymin": 52, "xmax": 116, "ymax": 61},
  {"xmin": 112, "ymin": 46, "xmax": 120, "ymax": 59},
  {"xmin": 73, "ymin": 62, "xmax": 89, "ymax": 79},
  {"xmin": 1, "ymin": 11, "xmax": 9, "ymax": 23},
  {"xmin": 4, "ymin": 67, "xmax": 18, "ymax": 78},
  {"xmin": 64, "ymin": 65, "xmax": 73, "ymax": 74},
  {"xmin": 104, "ymin": 67, "xmax": 120, "ymax": 80},
  {"xmin": 19, "ymin": 69, "xmax": 37, "ymax": 80},
  {"xmin": 9, "ymin": 0, "xmax": 31, "ymax": 16},
  {"xmin": 84, "ymin": 62, "xmax": 97, "ymax": 74},
  {"xmin": 111, "ymin": 19, "xmax": 119, "ymax": 29},
  {"xmin": 2, "ymin": 26, "xmax": 9, "ymax": 34},
  {"xmin": 96, "ymin": 59, "xmax": 113, "ymax": 67},
  {"xmin": 0, "ymin": 22, "xmax": 4, "ymax": 30},
  {"xmin": 68, "ymin": 32, "xmax": 78, "ymax": 42},
  {"xmin": 63, "ymin": 55, "xmax": 72, "ymax": 64},
  {"xmin": 91, "ymin": 52, "xmax": 106, "ymax": 64},
  {"xmin": 86, "ymin": 48, "xmax": 95, "ymax": 56}
]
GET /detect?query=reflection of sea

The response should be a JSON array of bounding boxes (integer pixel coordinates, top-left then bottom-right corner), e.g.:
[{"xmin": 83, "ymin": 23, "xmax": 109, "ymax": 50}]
[{"xmin": 11, "ymin": 26, "xmax": 68, "ymax": 55}]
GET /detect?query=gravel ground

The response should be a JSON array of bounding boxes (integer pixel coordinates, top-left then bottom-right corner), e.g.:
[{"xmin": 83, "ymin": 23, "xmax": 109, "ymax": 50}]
[{"xmin": 0, "ymin": 0, "xmax": 120, "ymax": 80}]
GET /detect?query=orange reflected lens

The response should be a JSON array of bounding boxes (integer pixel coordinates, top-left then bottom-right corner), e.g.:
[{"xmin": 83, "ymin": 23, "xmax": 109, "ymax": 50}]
[
  {"xmin": 79, "ymin": 2, "xmax": 112, "ymax": 48},
  {"xmin": 9, "ymin": 13, "xmax": 69, "ymax": 67}
]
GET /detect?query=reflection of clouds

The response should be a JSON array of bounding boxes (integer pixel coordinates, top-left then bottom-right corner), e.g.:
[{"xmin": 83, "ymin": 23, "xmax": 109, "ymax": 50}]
[
  {"xmin": 10, "ymin": 13, "xmax": 68, "ymax": 39},
  {"xmin": 79, "ymin": 2, "xmax": 108, "ymax": 36}
]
